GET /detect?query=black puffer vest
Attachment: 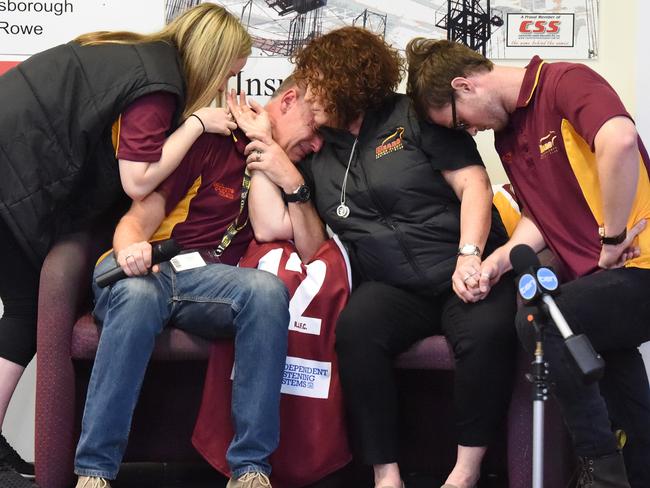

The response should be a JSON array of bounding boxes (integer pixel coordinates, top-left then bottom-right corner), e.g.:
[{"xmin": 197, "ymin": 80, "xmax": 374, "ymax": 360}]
[
  {"xmin": 302, "ymin": 94, "xmax": 508, "ymax": 294},
  {"xmin": 0, "ymin": 41, "xmax": 185, "ymax": 264}
]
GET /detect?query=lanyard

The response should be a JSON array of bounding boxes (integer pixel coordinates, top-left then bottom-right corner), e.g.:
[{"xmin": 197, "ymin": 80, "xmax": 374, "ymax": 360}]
[{"xmin": 214, "ymin": 167, "xmax": 251, "ymax": 256}]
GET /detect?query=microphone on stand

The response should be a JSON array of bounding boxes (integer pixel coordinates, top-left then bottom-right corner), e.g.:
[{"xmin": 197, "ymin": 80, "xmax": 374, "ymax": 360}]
[
  {"xmin": 509, "ymin": 244, "xmax": 605, "ymax": 384},
  {"xmin": 96, "ymin": 239, "xmax": 181, "ymax": 288}
]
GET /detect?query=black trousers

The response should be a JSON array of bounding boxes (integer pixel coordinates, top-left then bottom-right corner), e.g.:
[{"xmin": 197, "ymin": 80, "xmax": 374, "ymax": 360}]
[
  {"xmin": 335, "ymin": 277, "xmax": 517, "ymax": 465},
  {"xmin": 0, "ymin": 217, "xmax": 39, "ymax": 367},
  {"xmin": 517, "ymin": 267, "xmax": 650, "ymax": 488}
]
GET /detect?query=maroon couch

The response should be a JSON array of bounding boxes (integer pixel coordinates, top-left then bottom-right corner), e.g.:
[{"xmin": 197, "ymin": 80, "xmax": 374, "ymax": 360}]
[{"xmin": 35, "ymin": 231, "xmax": 575, "ymax": 488}]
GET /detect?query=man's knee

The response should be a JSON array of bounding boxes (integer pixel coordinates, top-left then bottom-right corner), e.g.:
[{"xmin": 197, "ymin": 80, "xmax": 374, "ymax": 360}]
[
  {"xmin": 236, "ymin": 270, "xmax": 290, "ymax": 327},
  {"xmin": 248, "ymin": 270, "xmax": 288, "ymax": 300},
  {"xmin": 515, "ymin": 307, "xmax": 538, "ymax": 354},
  {"xmin": 95, "ymin": 277, "xmax": 163, "ymax": 333},
  {"xmin": 109, "ymin": 276, "xmax": 160, "ymax": 304}
]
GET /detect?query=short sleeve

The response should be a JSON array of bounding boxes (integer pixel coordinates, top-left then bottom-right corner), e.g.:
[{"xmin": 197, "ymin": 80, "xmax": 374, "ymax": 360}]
[
  {"xmin": 418, "ymin": 120, "xmax": 484, "ymax": 171},
  {"xmin": 554, "ymin": 66, "xmax": 631, "ymax": 149},
  {"xmin": 156, "ymin": 134, "xmax": 220, "ymax": 215},
  {"xmin": 117, "ymin": 91, "xmax": 177, "ymax": 162}
]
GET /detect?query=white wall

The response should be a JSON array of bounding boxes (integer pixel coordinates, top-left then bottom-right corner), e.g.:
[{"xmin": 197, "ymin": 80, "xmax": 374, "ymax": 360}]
[
  {"xmin": 637, "ymin": 0, "xmax": 650, "ymax": 379},
  {"xmin": 0, "ymin": 299, "xmax": 36, "ymax": 463}
]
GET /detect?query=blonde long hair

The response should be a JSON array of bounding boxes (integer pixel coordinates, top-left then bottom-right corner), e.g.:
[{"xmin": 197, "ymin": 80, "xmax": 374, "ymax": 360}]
[{"xmin": 75, "ymin": 3, "xmax": 252, "ymax": 118}]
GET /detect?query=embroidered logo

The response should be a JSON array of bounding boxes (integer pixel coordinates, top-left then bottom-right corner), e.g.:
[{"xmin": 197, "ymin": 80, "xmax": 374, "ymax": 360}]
[
  {"xmin": 213, "ymin": 181, "xmax": 236, "ymax": 199},
  {"xmin": 376, "ymin": 127, "xmax": 405, "ymax": 159},
  {"xmin": 539, "ymin": 131, "xmax": 558, "ymax": 158}
]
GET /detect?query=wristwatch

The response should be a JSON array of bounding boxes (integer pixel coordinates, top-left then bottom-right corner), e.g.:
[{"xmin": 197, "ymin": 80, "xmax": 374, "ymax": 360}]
[
  {"xmin": 598, "ymin": 226, "xmax": 627, "ymax": 245},
  {"xmin": 283, "ymin": 183, "xmax": 311, "ymax": 203},
  {"xmin": 457, "ymin": 243, "xmax": 481, "ymax": 257}
]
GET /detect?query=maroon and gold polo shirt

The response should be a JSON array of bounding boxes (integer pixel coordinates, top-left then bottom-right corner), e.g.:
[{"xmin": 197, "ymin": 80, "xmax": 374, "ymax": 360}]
[
  {"xmin": 107, "ymin": 92, "xmax": 252, "ymax": 267},
  {"xmin": 495, "ymin": 56, "xmax": 650, "ymax": 279},
  {"xmin": 150, "ymin": 130, "xmax": 253, "ymax": 266}
]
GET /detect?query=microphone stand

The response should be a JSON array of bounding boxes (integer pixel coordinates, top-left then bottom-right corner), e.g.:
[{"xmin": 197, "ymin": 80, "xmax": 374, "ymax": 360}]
[
  {"xmin": 510, "ymin": 246, "xmax": 605, "ymax": 488},
  {"xmin": 526, "ymin": 310, "xmax": 551, "ymax": 488},
  {"xmin": 524, "ymin": 298, "xmax": 603, "ymax": 488}
]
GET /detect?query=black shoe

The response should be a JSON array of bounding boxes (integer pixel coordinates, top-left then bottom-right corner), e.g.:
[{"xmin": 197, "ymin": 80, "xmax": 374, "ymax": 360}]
[
  {"xmin": 0, "ymin": 434, "xmax": 34, "ymax": 478},
  {"xmin": 578, "ymin": 451, "xmax": 631, "ymax": 488},
  {"xmin": 0, "ymin": 461, "xmax": 38, "ymax": 487}
]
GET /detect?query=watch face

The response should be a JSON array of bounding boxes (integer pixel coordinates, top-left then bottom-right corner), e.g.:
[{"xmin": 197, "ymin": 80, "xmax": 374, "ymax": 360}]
[
  {"xmin": 296, "ymin": 185, "xmax": 311, "ymax": 202},
  {"xmin": 458, "ymin": 244, "xmax": 480, "ymax": 256}
]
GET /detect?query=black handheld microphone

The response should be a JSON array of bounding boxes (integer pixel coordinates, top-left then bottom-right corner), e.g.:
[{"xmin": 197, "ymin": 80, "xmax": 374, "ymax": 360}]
[
  {"xmin": 510, "ymin": 244, "xmax": 605, "ymax": 384},
  {"xmin": 96, "ymin": 239, "xmax": 182, "ymax": 288}
]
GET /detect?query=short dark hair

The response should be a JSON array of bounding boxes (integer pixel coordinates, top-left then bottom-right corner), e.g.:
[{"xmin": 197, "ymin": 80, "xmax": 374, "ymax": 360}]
[
  {"xmin": 271, "ymin": 74, "xmax": 298, "ymax": 99},
  {"xmin": 406, "ymin": 38, "xmax": 493, "ymax": 116}
]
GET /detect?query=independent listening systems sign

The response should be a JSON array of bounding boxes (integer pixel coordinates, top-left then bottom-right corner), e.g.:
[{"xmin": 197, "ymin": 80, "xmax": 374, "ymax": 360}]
[{"xmin": 0, "ymin": 0, "xmax": 164, "ymax": 58}]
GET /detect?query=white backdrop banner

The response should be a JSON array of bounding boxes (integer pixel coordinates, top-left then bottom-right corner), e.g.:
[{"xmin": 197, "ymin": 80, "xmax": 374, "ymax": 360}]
[{"xmin": 0, "ymin": 0, "xmax": 164, "ymax": 60}]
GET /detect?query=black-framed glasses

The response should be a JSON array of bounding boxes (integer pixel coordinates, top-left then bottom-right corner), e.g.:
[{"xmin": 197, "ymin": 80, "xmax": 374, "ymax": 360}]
[{"xmin": 450, "ymin": 92, "xmax": 468, "ymax": 131}]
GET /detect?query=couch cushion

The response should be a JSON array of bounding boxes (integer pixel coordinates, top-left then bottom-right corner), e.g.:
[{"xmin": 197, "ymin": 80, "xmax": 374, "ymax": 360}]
[
  {"xmin": 394, "ymin": 335, "xmax": 455, "ymax": 370},
  {"xmin": 71, "ymin": 313, "xmax": 212, "ymax": 360},
  {"xmin": 72, "ymin": 313, "xmax": 454, "ymax": 367}
]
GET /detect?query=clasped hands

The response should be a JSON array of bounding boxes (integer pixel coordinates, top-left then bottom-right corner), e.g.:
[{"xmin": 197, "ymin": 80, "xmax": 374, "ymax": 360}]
[{"xmin": 453, "ymin": 254, "xmax": 501, "ymax": 303}]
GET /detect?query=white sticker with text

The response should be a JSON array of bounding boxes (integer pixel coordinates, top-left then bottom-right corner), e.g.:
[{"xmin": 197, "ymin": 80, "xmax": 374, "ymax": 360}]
[{"xmin": 281, "ymin": 356, "xmax": 331, "ymax": 399}]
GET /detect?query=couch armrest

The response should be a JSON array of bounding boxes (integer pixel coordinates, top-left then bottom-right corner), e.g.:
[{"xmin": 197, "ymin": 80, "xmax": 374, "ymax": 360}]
[{"xmin": 35, "ymin": 231, "xmax": 98, "ymax": 488}]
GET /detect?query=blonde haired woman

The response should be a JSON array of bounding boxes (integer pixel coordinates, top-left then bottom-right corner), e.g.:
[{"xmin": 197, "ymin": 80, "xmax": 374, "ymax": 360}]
[{"xmin": 0, "ymin": 4, "xmax": 250, "ymax": 487}]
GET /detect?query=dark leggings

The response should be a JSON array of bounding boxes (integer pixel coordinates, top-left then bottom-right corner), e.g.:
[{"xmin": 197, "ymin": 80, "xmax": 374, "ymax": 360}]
[
  {"xmin": 335, "ymin": 277, "xmax": 517, "ymax": 465},
  {"xmin": 0, "ymin": 217, "xmax": 39, "ymax": 367}
]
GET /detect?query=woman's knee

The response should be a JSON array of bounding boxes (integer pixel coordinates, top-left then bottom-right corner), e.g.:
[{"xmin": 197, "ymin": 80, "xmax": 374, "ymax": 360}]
[{"xmin": 335, "ymin": 303, "xmax": 367, "ymax": 348}]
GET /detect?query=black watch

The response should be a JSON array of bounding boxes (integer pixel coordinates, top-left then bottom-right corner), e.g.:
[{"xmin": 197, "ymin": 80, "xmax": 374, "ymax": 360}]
[
  {"xmin": 283, "ymin": 184, "xmax": 311, "ymax": 203},
  {"xmin": 598, "ymin": 226, "xmax": 627, "ymax": 245}
]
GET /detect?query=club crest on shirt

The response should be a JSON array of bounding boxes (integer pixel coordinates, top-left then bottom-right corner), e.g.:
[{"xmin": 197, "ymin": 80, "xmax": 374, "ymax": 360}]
[
  {"xmin": 213, "ymin": 181, "xmax": 236, "ymax": 199},
  {"xmin": 539, "ymin": 130, "xmax": 559, "ymax": 158},
  {"xmin": 376, "ymin": 127, "xmax": 405, "ymax": 159}
]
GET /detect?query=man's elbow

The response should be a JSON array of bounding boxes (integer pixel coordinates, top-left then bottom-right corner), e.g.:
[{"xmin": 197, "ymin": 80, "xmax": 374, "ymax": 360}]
[
  {"xmin": 618, "ymin": 129, "xmax": 640, "ymax": 155},
  {"xmin": 597, "ymin": 118, "xmax": 639, "ymax": 158},
  {"xmin": 253, "ymin": 224, "xmax": 293, "ymax": 243},
  {"xmin": 122, "ymin": 182, "xmax": 152, "ymax": 202}
]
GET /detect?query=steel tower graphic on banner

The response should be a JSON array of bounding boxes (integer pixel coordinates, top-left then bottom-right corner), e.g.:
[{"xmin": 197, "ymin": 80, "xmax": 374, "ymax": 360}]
[{"xmin": 435, "ymin": 0, "xmax": 504, "ymax": 56}]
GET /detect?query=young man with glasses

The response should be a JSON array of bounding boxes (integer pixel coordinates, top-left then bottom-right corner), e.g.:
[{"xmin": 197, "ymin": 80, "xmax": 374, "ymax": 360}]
[{"xmin": 406, "ymin": 38, "xmax": 650, "ymax": 488}]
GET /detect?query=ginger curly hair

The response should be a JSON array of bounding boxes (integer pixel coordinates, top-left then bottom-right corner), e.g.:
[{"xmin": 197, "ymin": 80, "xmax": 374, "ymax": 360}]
[{"xmin": 292, "ymin": 26, "xmax": 405, "ymax": 128}]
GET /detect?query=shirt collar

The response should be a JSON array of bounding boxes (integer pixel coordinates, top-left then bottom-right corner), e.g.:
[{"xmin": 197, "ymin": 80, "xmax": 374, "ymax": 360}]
[
  {"xmin": 231, "ymin": 128, "xmax": 249, "ymax": 156},
  {"xmin": 516, "ymin": 55, "xmax": 546, "ymax": 109}
]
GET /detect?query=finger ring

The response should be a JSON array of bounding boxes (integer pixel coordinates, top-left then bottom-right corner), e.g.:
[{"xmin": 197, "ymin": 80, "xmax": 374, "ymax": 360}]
[
  {"xmin": 463, "ymin": 273, "xmax": 472, "ymax": 282},
  {"xmin": 125, "ymin": 254, "xmax": 134, "ymax": 260},
  {"xmin": 256, "ymin": 150, "xmax": 262, "ymax": 161}
]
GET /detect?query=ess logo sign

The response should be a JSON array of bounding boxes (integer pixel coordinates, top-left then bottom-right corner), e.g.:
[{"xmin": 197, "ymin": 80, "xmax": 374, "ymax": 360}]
[
  {"xmin": 507, "ymin": 13, "xmax": 575, "ymax": 48},
  {"xmin": 519, "ymin": 20, "xmax": 560, "ymax": 33}
]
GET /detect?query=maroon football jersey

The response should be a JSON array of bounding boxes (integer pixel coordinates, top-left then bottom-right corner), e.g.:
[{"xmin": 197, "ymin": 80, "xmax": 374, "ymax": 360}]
[{"xmin": 192, "ymin": 238, "xmax": 353, "ymax": 487}]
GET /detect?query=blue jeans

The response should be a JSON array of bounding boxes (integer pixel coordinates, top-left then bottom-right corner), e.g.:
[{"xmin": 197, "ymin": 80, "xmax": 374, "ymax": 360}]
[
  {"xmin": 74, "ymin": 256, "xmax": 289, "ymax": 480},
  {"xmin": 517, "ymin": 267, "xmax": 650, "ymax": 488}
]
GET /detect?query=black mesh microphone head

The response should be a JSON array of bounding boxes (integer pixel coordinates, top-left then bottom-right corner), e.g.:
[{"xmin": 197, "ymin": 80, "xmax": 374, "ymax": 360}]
[
  {"xmin": 151, "ymin": 239, "xmax": 182, "ymax": 263},
  {"xmin": 509, "ymin": 244, "xmax": 540, "ymax": 275}
]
